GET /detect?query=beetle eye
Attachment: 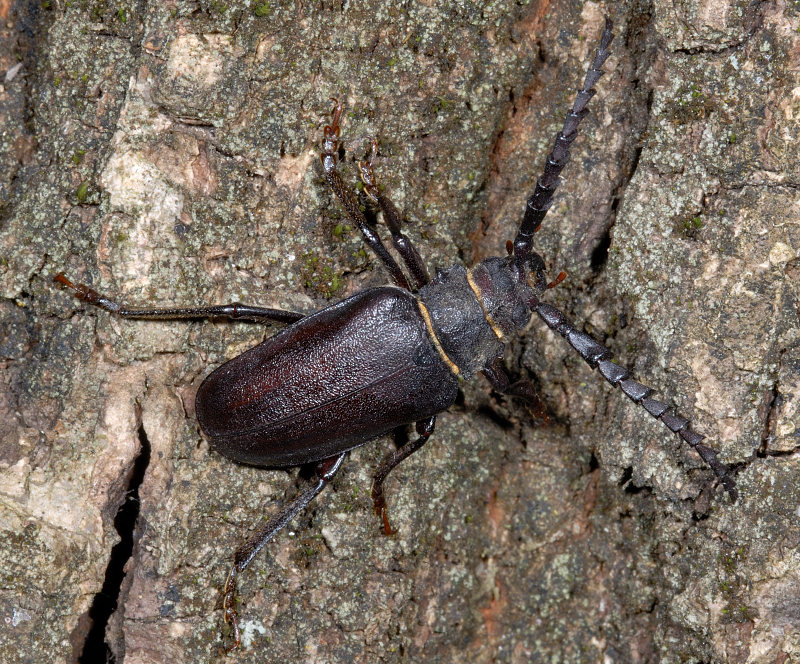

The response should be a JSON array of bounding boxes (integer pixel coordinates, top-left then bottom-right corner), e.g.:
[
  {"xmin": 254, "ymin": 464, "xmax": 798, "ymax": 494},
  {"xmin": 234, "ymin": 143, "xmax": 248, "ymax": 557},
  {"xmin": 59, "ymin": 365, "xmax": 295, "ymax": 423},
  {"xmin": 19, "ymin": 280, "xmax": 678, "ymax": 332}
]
[{"xmin": 512, "ymin": 302, "xmax": 532, "ymax": 328}]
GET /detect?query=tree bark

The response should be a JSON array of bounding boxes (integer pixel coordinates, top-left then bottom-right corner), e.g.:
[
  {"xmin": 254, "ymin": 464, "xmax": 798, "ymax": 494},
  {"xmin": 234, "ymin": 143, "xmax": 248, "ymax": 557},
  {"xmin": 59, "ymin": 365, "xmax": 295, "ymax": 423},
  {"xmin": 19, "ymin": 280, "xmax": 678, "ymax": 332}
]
[{"xmin": 0, "ymin": 0, "xmax": 798, "ymax": 662}]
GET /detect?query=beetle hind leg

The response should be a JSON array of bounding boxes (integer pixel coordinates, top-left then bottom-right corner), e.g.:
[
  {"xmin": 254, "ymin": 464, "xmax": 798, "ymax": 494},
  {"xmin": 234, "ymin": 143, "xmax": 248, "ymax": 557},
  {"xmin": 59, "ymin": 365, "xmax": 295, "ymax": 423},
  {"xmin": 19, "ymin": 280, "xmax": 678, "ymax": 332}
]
[
  {"xmin": 223, "ymin": 453, "xmax": 345, "ymax": 652},
  {"xmin": 371, "ymin": 416, "xmax": 436, "ymax": 535}
]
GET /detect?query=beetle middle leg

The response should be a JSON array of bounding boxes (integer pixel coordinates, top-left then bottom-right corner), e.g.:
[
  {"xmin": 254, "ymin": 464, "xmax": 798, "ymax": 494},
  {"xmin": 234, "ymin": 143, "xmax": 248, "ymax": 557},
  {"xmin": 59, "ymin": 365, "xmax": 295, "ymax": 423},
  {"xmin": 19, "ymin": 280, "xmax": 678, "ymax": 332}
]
[
  {"xmin": 53, "ymin": 273, "xmax": 304, "ymax": 324},
  {"xmin": 371, "ymin": 415, "xmax": 436, "ymax": 535},
  {"xmin": 223, "ymin": 453, "xmax": 345, "ymax": 651}
]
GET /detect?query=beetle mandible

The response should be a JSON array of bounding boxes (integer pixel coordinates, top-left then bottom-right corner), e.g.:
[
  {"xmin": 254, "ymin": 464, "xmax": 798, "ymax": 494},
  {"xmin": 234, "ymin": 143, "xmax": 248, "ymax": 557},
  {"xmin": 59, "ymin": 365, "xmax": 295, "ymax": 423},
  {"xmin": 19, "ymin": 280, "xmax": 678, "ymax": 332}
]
[{"xmin": 55, "ymin": 19, "xmax": 737, "ymax": 651}]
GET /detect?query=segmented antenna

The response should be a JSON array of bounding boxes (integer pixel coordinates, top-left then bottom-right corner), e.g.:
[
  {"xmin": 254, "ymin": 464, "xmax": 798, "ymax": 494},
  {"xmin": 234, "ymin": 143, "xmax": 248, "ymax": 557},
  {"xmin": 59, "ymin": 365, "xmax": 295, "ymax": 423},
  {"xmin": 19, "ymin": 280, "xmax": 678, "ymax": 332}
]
[
  {"xmin": 536, "ymin": 302, "xmax": 737, "ymax": 499},
  {"xmin": 514, "ymin": 19, "xmax": 614, "ymax": 262}
]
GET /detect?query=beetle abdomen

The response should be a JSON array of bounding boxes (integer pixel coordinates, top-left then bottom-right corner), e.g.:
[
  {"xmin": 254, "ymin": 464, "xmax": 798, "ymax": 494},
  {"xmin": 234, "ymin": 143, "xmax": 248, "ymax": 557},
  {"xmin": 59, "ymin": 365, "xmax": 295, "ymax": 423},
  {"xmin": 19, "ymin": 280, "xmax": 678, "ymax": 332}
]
[{"xmin": 195, "ymin": 287, "xmax": 458, "ymax": 467}]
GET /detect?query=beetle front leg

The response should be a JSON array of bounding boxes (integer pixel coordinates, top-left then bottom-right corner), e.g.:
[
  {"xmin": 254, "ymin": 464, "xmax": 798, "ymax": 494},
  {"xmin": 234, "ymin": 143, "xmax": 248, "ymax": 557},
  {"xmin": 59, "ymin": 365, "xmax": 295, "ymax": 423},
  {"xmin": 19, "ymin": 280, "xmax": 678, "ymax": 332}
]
[
  {"xmin": 371, "ymin": 416, "xmax": 436, "ymax": 535},
  {"xmin": 359, "ymin": 140, "xmax": 430, "ymax": 290},
  {"xmin": 320, "ymin": 99, "xmax": 412, "ymax": 290},
  {"xmin": 223, "ymin": 453, "xmax": 345, "ymax": 652},
  {"xmin": 483, "ymin": 358, "xmax": 550, "ymax": 424}
]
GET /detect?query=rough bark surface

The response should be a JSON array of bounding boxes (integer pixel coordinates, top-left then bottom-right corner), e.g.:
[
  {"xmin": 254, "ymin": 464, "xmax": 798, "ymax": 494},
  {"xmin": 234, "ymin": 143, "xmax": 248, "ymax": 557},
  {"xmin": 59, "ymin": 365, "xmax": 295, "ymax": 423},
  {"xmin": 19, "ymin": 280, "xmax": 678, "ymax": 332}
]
[{"xmin": 0, "ymin": 0, "xmax": 798, "ymax": 662}]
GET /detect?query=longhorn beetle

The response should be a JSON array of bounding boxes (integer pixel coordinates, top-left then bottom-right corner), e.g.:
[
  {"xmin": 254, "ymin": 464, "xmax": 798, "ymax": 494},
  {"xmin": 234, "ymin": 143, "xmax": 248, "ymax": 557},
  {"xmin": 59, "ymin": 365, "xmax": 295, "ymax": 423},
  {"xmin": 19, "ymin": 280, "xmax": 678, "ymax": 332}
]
[{"xmin": 55, "ymin": 19, "xmax": 737, "ymax": 651}]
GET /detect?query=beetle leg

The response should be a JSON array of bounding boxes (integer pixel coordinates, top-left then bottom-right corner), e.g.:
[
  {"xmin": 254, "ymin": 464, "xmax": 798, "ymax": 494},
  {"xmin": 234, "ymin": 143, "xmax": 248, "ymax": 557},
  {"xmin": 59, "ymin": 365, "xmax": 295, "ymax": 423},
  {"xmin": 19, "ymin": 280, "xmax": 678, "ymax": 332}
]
[
  {"xmin": 483, "ymin": 357, "xmax": 549, "ymax": 423},
  {"xmin": 320, "ymin": 98, "xmax": 412, "ymax": 291},
  {"xmin": 535, "ymin": 301, "xmax": 738, "ymax": 500},
  {"xmin": 482, "ymin": 356, "xmax": 510, "ymax": 392},
  {"xmin": 504, "ymin": 380, "xmax": 550, "ymax": 424},
  {"xmin": 223, "ymin": 453, "xmax": 345, "ymax": 652},
  {"xmin": 371, "ymin": 416, "xmax": 436, "ymax": 535},
  {"xmin": 54, "ymin": 274, "xmax": 304, "ymax": 324},
  {"xmin": 359, "ymin": 139, "xmax": 430, "ymax": 290}
]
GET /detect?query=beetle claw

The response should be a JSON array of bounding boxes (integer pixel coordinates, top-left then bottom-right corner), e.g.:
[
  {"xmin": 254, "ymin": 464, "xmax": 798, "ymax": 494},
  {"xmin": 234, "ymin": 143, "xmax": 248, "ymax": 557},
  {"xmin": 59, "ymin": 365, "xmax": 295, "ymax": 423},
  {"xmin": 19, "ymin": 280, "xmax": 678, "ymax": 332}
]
[
  {"xmin": 222, "ymin": 567, "xmax": 242, "ymax": 652},
  {"xmin": 379, "ymin": 505, "xmax": 397, "ymax": 536},
  {"xmin": 372, "ymin": 494, "xmax": 397, "ymax": 536}
]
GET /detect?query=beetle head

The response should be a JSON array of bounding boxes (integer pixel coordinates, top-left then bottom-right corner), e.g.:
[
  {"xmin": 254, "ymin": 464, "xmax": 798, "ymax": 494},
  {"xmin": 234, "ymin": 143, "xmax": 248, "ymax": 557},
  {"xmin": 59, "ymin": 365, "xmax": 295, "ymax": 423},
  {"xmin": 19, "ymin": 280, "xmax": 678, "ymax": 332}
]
[{"xmin": 471, "ymin": 252, "xmax": 548, "ymax": 337}]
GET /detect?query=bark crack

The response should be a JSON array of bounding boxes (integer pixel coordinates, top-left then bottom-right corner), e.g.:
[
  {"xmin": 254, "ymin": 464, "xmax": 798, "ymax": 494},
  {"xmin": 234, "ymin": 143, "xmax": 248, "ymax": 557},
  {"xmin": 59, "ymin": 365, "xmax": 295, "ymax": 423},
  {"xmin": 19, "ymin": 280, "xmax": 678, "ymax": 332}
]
[{"xmin": 78, "ymin": 421, "xmax": 151, "ymax": 663}]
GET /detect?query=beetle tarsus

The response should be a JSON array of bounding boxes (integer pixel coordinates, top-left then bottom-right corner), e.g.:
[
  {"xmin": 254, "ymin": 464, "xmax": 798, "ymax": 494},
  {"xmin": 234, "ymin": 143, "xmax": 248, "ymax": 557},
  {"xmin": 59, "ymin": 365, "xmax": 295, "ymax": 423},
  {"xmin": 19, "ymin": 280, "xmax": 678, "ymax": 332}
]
[
  {"xmin": 373, "ymin": 495, "xmax": 397, "ymax": 536},
  {"xmin": 359, "ymin": 139, "xmax": 430, "ymax": 290},
  {"xmin": 483, "ymin": 359, "xmax": 550, "ymax": 424},
  {"xmin": 546, "ymin": 271, "xmax": 567, "ymax": 289},
  {"xmin": 222, "ymin": 567, "xmax": 242, "ymax": 652},
  {"xmin": 320, "ymin": 96, "xmax": 344, "ymax": 173},
  {"xmin": 507, "ymin": 379, "xmax": 551, "ymax": 425},
  {"xmin": 222, "ymin": 454, "xmax": 346, "ymax": 651},
  {"xmin": 54, "ymin": 273, "xmax": 121, "ymax": 312}
]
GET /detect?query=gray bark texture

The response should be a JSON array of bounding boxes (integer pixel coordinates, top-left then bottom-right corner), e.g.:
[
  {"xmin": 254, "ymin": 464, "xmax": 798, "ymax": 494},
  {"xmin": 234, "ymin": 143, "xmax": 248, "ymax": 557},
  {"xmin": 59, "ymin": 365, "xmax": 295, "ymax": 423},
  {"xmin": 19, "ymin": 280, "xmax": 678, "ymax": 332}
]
[{"xmin": 0, "ymin": 0, "xmax": 798, "ymax": 662}]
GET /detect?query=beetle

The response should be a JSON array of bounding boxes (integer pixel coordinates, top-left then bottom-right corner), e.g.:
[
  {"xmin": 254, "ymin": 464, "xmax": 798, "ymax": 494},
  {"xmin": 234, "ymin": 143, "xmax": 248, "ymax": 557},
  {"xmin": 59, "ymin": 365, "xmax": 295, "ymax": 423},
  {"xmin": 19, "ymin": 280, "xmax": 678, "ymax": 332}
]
[{"xmin": 55, "ymin": 19, "xmax": 736, "ymax": 651}]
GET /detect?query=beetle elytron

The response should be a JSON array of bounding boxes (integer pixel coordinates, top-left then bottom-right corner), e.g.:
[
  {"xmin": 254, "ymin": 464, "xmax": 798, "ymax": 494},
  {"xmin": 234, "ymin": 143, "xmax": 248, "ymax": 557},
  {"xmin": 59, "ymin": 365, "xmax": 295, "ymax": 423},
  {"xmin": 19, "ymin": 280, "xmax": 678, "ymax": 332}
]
[{"xmin": 55, "ymin": 19, "xmax": 736, "ymax": 650}]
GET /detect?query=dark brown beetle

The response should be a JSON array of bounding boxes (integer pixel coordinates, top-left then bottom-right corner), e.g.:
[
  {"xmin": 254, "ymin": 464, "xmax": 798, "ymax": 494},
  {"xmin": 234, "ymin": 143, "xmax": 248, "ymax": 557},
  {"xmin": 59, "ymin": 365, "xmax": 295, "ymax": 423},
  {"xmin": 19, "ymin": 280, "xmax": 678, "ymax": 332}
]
[{"xmin": 55, "ymin": 19, "xmax": 735, "ymax": 650}]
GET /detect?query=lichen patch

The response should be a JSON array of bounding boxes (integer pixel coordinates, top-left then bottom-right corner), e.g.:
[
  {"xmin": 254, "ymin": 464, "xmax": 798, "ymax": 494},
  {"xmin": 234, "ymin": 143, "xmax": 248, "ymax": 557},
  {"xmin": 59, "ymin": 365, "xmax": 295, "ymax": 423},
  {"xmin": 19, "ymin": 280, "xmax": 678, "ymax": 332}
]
[{"xmin": 165, "ymin": 34, "xmax": 233, "ymax": 90}]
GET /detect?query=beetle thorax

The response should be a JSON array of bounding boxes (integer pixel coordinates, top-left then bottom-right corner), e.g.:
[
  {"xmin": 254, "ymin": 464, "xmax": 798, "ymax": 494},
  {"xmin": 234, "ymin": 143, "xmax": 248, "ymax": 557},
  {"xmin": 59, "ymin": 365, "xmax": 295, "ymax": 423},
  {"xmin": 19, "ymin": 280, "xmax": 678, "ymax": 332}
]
[{"xmin": 416, "ymin": 255, "xmax": 545, "ymax": 379}]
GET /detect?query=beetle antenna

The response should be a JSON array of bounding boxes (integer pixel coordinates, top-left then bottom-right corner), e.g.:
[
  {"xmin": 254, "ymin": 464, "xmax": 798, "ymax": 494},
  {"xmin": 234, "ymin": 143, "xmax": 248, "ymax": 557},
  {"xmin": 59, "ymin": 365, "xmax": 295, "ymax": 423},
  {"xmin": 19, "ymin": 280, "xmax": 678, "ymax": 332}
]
[
  {"xmin": 514, "ymin": 18, "xmax": 614, "ymax": 262},
  {"xmin": 535, "ymin": 301, "xmax": 737, "ymax": 500}
]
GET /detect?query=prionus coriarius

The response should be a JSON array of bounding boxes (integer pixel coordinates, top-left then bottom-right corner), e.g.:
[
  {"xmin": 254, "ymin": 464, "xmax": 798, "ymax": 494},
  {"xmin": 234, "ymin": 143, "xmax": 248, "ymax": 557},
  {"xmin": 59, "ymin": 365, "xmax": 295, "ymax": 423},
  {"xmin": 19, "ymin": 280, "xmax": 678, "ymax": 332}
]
[{"xmin": 55, "ymin": 19, "xmax": 736, "ymax": 651}]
